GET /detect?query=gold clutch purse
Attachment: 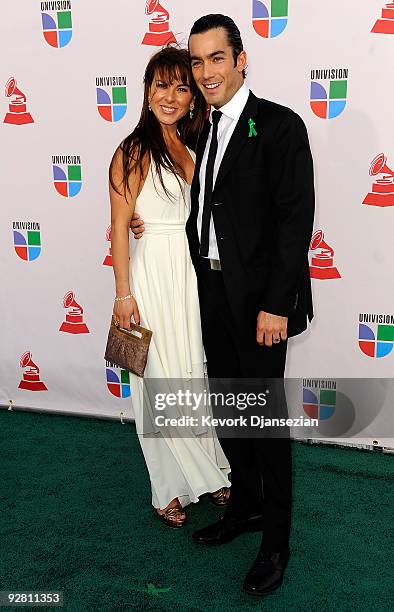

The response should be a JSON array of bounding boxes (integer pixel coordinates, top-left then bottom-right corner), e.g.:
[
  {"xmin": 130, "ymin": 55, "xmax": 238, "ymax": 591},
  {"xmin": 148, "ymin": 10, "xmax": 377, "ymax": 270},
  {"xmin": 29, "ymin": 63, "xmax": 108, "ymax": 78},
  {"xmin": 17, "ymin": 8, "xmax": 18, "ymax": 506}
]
[{"xmin": 104, "ymin": 317, "xmax": 153, "ymax": 377}]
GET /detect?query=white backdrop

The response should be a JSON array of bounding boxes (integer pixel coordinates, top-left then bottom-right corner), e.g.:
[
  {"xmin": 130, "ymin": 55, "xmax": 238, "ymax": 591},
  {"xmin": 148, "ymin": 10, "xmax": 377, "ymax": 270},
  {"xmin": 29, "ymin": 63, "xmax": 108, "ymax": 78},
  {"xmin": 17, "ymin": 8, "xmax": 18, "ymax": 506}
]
[{"xmin": 1, "ymin": 1, "xmax": 393, "ymax": 449}]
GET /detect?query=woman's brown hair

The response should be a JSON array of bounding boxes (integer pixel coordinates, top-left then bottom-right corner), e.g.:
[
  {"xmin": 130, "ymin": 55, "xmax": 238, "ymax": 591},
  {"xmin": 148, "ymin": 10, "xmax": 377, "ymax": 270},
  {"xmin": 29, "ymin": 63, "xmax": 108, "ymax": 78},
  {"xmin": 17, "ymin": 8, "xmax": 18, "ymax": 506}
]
[{"xmin": 109, "ymin": 45, "xmax": 206, "ymax": 202}]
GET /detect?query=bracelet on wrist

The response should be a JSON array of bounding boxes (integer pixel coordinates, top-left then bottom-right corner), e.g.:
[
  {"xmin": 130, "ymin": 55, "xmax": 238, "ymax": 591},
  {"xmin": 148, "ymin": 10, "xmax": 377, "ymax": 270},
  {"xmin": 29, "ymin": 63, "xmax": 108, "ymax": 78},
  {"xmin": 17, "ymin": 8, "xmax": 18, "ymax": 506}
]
[{"xmin": 114, "ymin": 294, "xmax": 133, "ymax": 302}]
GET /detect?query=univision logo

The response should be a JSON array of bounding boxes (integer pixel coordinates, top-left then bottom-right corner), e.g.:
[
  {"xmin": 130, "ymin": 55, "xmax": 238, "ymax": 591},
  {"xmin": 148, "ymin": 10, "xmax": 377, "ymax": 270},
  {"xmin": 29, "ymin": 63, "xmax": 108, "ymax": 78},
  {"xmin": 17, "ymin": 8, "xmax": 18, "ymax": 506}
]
[
  {"xmin": 252, "ymin": 0, "xmax": 288, "ymax": 38},
  {"xmin": 41, "ymin": 0, "xmax": 73, "ymax": 48},
  {"xmin": 358, "ymin": 313, "xmax": 394, "ymax": 358},
  {"xmin": 96, "ymin": 76, "xmax": 127, "ymax": 122},
  {"xmin": 106, "ymin": 361, "xmax": 131, "ymax": 398},
  {"xmin": 13, "ymin": 221, "xmax": 41, "ymax": 261},
  {"xmin": 310, "ymin": 68, "xmax": 348, "ymax": 119},
  {"xmin": 52, "ymin": 155, "xmax": 82, "ymax": 197},
  {"xmin": 302, "ymin": 379, "xmax": 336, "ymax": 421}
]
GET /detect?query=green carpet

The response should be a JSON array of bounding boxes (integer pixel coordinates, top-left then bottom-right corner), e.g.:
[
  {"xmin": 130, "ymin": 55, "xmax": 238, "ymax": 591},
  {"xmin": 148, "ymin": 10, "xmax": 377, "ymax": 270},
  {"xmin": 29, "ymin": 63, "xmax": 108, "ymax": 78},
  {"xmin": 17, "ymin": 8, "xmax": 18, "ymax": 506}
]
[{"xmin": 0, "ymin": 408, "xmax": 393, "ymax": 611}]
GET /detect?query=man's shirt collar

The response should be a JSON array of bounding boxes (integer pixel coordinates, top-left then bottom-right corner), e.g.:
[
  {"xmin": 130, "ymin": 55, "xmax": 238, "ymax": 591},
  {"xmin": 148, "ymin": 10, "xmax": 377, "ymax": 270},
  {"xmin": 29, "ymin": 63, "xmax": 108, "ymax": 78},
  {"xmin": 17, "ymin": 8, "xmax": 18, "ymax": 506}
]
[{"xmin": 209, "ymin": 82, "xmax": 250, "ymax": 124}]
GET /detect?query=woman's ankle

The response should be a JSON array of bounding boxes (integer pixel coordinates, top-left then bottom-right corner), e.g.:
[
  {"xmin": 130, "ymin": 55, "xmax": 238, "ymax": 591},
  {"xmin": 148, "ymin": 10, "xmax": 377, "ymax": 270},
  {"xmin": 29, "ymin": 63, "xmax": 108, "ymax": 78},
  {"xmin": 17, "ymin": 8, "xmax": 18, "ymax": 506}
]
[{"xmin": 156, "ymin": 498, "xmax": 181, "ymax": 515}]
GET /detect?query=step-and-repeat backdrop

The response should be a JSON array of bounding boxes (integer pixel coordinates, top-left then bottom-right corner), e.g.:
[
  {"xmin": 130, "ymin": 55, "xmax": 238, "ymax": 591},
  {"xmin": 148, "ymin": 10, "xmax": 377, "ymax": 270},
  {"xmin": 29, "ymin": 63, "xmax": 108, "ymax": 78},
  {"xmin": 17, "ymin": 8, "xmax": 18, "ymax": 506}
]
[{"xmin": 1, "ymin": 1, "xmax": 393, "ymax": 449}]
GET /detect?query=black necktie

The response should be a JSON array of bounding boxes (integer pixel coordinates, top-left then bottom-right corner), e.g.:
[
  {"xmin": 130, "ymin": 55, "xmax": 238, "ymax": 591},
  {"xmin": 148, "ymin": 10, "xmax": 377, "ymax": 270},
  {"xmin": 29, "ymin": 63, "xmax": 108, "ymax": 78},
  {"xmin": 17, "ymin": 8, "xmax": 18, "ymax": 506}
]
[{"xmin": 200, "ymin": 110, "xmax": 222, "ymax": 257}]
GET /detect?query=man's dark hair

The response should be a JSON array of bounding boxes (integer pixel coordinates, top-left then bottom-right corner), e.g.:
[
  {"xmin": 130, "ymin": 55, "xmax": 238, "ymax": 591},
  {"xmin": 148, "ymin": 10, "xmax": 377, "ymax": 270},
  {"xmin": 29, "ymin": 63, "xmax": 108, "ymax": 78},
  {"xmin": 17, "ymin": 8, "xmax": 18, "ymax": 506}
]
[{"xmin": 189, "ymin": 14, "xmax": 246, "ymax": 79}]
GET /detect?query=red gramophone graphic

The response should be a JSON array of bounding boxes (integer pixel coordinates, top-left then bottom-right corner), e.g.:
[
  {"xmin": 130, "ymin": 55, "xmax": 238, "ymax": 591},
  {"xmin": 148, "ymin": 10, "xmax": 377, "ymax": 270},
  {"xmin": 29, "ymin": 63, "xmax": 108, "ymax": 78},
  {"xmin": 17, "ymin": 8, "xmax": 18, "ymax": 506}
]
[
  {"xmin": 371, "ymin": 3, "xmax": 394, "ymax": 34},
  {"xmin": 18, "ymin": 351, "xmax": 48, "ymax": 391},
  {"xmin": 141, "ymin": 0, "xmax": 176, "ymax": 46},
  {"xmin": 309, "ymin": 230, "xmax": 341, "ymax": 280},
  {"xmin": 4, "ymin": 77, "xmax": 34, "ymax": 125},
  {"xmin": 363, "ymin": 153, "xmax": 394, "ymax": 207},
  {"xmin": 103, "ymin": 225, "xmax": 112, "ymax": 266},
  {"xmin": 59, "ymin": 291, "xmax": 90, "ymax": 334}
]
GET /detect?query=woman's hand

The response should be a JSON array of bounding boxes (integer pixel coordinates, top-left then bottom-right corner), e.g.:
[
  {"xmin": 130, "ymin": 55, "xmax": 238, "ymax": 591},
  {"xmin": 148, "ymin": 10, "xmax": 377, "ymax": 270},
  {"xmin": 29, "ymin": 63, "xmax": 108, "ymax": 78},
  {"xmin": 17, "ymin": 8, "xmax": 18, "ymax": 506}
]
[{"xmin": 113, "ymin": 296, "xmax": 140, "ymax": 328}]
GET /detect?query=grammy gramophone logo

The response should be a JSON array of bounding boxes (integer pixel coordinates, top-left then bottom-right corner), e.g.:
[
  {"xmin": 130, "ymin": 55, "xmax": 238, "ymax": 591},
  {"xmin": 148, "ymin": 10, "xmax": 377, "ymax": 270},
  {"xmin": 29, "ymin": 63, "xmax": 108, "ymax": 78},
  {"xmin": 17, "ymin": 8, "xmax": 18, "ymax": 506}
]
[
  {"xmin": 141, "ymin": 0, "xmax": 177, "ymax": 46},
  {"xmin": 309, "ymin": 230, "xmax": 341, "ymax": 280},
  {"xmin": 3, "ymin": 77, "xmax": 34, "ymax": 125},
  {"xmin": 18, "ymin": 351, "xmax": 48, "ymax": 391},
  {"xmin": 52, "ymin": 155, "xmax": 82, "ymax": 198},
  {"xmin": 103, "ymin": 224, "xmax": 131, "ymax": 266},
  {"xmin": 363, "ymin": 153, "xmax": 394, "ymax": 207},
  {"xmin": 59, "ymin": 291, "xmax": 90, "ymax": 334},
  {"xmin": 103, "ymin": 225, "xmax": 112, "ymax": 266},
  {"xmin": 371, "ymin": 3, "xmax": 394, "ymax": 34},
  {"xmin": 41, "ymin": 0, "xmax": 73, "ymax": 48},
  {"xmin": 252, "ymin": 0, "xmax": 289, "ymax": 39}
]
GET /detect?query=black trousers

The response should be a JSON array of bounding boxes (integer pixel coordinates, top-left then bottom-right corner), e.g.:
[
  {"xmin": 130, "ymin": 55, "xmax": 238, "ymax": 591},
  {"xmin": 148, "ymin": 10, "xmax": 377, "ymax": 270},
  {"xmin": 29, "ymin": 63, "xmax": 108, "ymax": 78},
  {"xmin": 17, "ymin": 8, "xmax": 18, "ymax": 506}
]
[{"xmin": 196, "ymin": 260, "xmax": 292, "ymax": 552}]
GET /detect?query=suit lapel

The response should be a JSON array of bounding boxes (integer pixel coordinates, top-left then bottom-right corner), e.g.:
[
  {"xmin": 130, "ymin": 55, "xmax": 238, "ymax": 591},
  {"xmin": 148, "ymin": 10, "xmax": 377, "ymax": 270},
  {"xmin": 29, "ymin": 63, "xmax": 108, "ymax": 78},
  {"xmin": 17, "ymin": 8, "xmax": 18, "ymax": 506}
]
[{"xmin": 214, "ymin": 91, "xmax": 259, "ymax": 192}]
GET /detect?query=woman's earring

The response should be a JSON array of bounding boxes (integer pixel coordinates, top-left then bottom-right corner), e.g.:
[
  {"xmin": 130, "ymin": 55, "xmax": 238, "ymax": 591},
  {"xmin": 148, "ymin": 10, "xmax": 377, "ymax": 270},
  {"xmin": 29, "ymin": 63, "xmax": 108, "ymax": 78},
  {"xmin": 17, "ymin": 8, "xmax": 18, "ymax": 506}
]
[
  {"xmin": 148, "ymin": 96, "xmax": 152, "ymax": 111},
  {"xmin": 189, "ymin": 101, "xmax": 194, "ymax": 119}
]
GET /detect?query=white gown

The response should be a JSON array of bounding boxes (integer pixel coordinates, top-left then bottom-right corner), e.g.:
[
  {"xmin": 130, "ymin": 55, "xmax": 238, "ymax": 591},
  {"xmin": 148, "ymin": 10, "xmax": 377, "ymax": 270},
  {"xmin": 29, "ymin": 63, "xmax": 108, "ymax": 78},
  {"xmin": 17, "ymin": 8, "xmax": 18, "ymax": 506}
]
[{"xmin": 129, "ymin": 151, "xmax": 230, "ymax": 510}]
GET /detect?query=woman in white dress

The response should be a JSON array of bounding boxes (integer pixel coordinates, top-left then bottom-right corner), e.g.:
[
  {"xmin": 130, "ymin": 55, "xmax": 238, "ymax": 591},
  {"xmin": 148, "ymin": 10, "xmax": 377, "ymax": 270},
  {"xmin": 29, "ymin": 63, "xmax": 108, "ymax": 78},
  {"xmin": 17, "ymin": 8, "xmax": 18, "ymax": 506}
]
[{"xmin": 109, "ymin": 47, "xmax": 230, "ymax": 528}]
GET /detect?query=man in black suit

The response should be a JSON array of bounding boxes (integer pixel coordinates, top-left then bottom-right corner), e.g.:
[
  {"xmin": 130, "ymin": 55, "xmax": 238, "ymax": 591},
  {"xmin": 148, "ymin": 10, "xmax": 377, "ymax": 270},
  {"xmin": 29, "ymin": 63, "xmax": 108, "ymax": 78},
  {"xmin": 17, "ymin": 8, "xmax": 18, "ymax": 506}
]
[
  {"xmin": 187, "ymin": 14, "xmax": 314, "ymax": 596},
  {"xmin": 132, "ymin": 14, "xmax": 315, "ymax": 596}
]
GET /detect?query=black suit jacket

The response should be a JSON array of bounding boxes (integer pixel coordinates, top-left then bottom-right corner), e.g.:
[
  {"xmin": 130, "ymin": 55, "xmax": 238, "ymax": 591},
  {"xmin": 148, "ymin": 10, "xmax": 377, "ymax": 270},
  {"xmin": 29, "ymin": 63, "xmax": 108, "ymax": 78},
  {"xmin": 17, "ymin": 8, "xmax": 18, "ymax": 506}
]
[{"xmin": 186, "ymin": 90, "xmax": 315, "ymax": 340}]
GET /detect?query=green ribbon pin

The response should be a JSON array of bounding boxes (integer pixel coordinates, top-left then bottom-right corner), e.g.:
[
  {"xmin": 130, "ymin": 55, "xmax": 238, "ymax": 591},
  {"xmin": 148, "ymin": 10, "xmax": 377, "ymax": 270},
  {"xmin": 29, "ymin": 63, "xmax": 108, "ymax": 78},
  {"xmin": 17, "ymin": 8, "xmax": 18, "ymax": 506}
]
[{"xmin": 248, "ymin": 118, "xmax": 257, "ymax": 137}]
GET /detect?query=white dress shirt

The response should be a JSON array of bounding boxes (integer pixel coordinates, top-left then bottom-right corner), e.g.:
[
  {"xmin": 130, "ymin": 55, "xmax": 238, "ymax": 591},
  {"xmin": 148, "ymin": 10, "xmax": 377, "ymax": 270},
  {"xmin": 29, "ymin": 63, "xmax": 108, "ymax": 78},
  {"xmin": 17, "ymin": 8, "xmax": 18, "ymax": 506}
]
[{"xmin": 197, "ymin": 82, "xmax": 250, "ymax": 260}]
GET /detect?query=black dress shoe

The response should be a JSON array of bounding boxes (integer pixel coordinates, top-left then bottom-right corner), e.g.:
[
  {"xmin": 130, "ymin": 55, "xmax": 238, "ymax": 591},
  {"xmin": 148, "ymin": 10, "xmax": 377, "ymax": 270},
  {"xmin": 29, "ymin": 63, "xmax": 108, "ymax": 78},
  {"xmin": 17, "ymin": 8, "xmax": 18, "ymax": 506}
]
[
  {"xmin": 192, "ymin": 513, "xmax": 263, "ymax": 545},
  {"xmin": 243, "ymin": 549, "xmax": 290, "ymax": 595}
]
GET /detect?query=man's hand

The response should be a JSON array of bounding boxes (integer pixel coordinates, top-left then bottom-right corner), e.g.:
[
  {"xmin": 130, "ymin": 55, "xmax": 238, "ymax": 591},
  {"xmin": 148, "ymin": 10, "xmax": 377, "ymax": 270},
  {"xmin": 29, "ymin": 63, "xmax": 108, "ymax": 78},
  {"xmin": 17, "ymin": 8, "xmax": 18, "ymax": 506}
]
[
  {"xmin": 130, "ymin": 212, "xmax": 145, "ymax": 239},
  {"xmin": 256, "ymin": 311, "xmax": 288, "ymax": 347}
]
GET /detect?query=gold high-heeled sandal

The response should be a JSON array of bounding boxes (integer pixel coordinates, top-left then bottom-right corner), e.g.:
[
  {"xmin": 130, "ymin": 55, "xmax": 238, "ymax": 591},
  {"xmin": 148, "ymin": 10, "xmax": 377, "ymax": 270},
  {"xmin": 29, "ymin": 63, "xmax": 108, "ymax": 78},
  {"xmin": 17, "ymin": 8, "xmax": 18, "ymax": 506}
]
[
  {"xmin": 156, "ymin": 500, "xmax": 187, "ymax": 528},
  {"xmin": 209, "ymin": 487, "xmax": 231, "ymax": 506}
]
